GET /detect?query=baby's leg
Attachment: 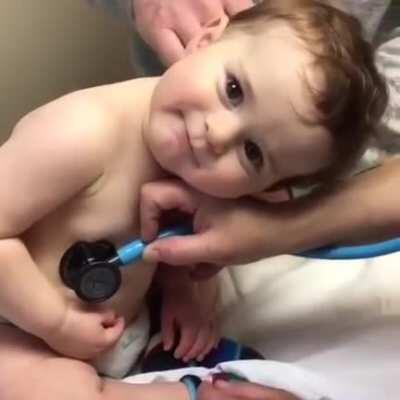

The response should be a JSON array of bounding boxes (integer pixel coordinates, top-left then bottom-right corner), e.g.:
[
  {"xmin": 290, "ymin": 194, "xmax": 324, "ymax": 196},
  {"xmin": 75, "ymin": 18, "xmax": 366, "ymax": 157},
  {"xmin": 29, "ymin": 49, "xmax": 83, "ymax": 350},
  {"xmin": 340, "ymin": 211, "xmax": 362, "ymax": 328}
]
[{"xmin": 0, "ymin": 324, "xmax": 189, "ymax": 400}]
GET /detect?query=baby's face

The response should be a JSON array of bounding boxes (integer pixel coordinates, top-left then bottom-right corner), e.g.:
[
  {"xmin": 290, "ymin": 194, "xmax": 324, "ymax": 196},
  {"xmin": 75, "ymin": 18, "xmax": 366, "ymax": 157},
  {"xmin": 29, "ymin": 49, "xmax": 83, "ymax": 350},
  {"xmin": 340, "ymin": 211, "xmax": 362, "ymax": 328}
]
[{"xmin": 146, "ymin": 22, "xmax": 334, "ymax": 198}]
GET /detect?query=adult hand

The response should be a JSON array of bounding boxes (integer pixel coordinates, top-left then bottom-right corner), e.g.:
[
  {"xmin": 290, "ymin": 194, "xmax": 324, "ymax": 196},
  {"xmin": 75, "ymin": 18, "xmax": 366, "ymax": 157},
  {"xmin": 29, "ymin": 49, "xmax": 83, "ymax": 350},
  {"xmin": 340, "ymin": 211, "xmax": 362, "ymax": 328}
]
[
  {"xmin": 133, "ymin": 0, "xmax": 255, "ymax": 65},
  {"xmin": 140, "ymin": 179, "xmax": 287, "ymax": 272},
  {"xmin": 198, "ymin": 380, "xmax": 302, "ymax": 400}
]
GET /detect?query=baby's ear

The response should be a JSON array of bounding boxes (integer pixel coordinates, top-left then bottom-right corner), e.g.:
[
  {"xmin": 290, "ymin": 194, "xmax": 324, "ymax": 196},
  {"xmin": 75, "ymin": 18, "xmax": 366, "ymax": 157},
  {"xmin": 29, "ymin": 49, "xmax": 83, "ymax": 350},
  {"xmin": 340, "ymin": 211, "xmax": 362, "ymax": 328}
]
[{"xmin": 185, "ymin": 15, "xmax": 229, "ymax": 54}]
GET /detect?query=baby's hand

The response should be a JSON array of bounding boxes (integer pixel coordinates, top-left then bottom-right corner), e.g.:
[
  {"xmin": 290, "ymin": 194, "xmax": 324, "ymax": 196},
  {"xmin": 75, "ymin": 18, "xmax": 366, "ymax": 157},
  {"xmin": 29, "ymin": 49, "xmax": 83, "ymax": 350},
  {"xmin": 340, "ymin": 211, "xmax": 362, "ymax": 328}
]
[
  {"xmin": 43, "ymin": 303, "xmax": 124, "ymax": 360},
  {"xmin": 198, "ymin": 380, "xmax": 302, "ymax": 400},
  {"xmin": 161, "ymin": 271, "xmax": 219, "ymax": 362}
]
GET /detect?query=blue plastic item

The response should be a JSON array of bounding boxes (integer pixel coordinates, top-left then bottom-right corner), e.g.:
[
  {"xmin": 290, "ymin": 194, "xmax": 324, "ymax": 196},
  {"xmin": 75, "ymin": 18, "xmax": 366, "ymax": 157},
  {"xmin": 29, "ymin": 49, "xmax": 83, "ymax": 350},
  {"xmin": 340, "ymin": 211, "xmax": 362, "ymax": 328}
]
[
  {"xmin": 299, "ymin": 237, "xmax": 400, "ymax": 260},
  {"xmin": 116, "ymin": 226, "xmax": 400, "ymax": 261},
  {"xmin": 117, "ymin": 225, "xmax": 192, "ymax": 265}
]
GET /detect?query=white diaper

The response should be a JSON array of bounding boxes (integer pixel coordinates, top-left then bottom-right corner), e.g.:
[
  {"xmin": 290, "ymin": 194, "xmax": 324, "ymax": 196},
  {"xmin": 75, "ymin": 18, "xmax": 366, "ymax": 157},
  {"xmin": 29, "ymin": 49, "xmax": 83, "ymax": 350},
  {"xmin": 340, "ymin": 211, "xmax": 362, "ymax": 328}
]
[{"xmin": 93, "ymin": 306, "xmax": 150, "ymax": 379}]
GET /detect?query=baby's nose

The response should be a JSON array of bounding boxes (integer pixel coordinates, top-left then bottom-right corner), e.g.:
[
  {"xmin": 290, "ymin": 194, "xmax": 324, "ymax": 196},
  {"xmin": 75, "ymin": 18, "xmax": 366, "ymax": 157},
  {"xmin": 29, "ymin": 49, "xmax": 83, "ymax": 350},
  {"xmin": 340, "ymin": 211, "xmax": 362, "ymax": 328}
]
[{"xmin": 206, "ymin": 112, "xmax": 241, "ymax": 155}]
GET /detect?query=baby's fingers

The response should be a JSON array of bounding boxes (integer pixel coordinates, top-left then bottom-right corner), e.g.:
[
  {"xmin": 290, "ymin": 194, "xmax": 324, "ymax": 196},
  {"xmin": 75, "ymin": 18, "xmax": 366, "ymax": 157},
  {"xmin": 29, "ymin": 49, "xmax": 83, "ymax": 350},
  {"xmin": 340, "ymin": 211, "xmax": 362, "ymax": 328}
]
[
  {"xmin": 197, "ymin": 324, "xmax": 220, "ymax": 362},
  {"xmin": 197, "ymin": 382, "xmax": 239, "ymax": 400},
  {"xmin": 99, "ymin": 309, "xmax": 118, "ymax": 327},
  {"xmin": 161, "ymin": 314, "xmax": 176, "ymax": 351},
  {"xmin": 100, "ymin": 315, "xmax": 125, "ymax": 346},
  {"xmin": 184, "ymin": 325, "xmax": 211, "ymax": 362},
  {"xmin": 174, "ymin": 326, "xmax": 197, "ymax": 359}
]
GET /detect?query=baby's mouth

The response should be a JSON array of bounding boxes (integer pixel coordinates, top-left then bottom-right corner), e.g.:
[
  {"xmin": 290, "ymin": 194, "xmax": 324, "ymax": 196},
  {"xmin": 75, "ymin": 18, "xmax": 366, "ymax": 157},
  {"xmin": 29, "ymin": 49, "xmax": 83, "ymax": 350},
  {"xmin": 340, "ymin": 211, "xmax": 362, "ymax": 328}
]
[{"xmin": 182, "ymin": 117, "xmax": 201, "ymax": 167}]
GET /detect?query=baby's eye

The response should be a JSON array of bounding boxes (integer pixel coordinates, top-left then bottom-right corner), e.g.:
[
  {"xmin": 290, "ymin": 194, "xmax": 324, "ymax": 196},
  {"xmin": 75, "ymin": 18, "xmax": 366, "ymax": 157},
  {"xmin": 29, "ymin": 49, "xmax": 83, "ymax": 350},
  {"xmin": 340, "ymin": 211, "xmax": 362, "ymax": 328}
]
[
  {"xmin": 244, "ymin": 140, "xmax": 263, "ymax": 170},
  {"xmin": 225, "ymin": 75, "xmax": 243, "ymax": 107}
]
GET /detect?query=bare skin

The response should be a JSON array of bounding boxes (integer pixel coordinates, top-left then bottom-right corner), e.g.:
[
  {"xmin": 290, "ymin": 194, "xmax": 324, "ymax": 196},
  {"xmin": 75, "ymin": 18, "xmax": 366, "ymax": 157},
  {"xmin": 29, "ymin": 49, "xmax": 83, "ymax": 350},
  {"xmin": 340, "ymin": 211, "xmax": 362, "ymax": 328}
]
[
  {"xmin": 133, "ymin": 0, "xmax": 255, "ymax": 65},
  {"xmin": 0, "ymin": 20, "xmax": 332, "ymax": 399},
  {"xmin": 0, "ymin": 76, "xmax": 219, "ymax": 400},
  {"xmin": 0, "ymin": 78, "xmax": 195, "ymax": 399}
]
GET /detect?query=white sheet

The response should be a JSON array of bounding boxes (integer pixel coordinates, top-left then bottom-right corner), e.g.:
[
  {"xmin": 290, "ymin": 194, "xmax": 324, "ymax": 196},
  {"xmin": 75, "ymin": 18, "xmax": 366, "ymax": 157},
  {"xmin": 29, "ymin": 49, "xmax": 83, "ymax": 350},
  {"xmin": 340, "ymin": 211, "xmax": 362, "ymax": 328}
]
[
  {"xmin": 210, "ymin": 252, "xmax": 400, "ymax": 399},
  {"xmin": 124, "ymin": 254, "xmax": 400, "ymax": 399},
  {"xmin": 123, "ymin": 316, "xmax": 400, "ymax": 400}
]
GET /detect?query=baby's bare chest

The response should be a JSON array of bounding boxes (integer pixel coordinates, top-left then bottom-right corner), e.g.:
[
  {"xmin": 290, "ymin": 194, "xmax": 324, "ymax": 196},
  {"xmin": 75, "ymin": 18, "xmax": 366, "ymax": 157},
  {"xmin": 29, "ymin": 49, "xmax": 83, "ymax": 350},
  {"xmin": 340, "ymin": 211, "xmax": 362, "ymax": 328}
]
[
  {"xmin": 26, "ymin": 156, "xmax": 160, "ymax": 278},
  {"xmin": 68, "ymin": 172, "xmax": 142, "ymax": 243},
  {"xmin": 24, "ymin": 165, "xmax": 159, "ymax": 319}
]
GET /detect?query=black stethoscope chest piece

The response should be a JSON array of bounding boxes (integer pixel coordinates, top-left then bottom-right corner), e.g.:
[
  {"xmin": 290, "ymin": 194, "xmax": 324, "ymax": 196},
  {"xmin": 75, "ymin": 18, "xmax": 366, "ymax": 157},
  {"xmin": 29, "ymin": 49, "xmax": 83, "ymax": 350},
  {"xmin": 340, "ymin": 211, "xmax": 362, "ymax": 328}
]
[{"xmin": 60, "ymin": 240, "xmax": 121, "ymax": 303}]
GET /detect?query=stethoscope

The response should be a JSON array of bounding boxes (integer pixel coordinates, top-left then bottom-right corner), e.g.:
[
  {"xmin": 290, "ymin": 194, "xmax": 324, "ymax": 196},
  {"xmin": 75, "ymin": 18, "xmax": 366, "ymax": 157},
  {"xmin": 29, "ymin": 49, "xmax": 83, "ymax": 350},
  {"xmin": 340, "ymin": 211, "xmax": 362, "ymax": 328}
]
[{"xmin": 60, "ymin": 225, "xmax": 400, "ymax": 303}]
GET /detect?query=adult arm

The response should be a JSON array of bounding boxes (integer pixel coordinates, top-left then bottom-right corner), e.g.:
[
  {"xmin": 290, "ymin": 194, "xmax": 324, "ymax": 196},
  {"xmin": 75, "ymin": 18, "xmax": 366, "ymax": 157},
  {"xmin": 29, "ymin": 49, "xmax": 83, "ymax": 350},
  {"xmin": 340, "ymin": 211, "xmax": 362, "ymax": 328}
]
[{"xmin": 140, "ymin": 159, "xmax": 400, "ymax": 268}]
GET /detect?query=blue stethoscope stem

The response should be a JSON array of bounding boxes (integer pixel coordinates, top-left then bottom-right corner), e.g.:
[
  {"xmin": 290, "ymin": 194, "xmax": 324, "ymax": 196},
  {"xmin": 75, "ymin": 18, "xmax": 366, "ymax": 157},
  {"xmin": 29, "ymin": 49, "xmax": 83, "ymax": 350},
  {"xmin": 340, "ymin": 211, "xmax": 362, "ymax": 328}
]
[{"xmin": 116, "ymin": 225, "xmax": 192, "ymax": 265}]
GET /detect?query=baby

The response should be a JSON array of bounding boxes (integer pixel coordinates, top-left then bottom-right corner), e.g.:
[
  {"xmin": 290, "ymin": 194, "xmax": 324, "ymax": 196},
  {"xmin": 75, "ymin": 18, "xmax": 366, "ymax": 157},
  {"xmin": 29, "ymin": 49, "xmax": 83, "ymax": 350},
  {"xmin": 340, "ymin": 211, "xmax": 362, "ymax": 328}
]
[{"xmin": 0, "ymin": 0, "xmax": 387, "ymax": 399}]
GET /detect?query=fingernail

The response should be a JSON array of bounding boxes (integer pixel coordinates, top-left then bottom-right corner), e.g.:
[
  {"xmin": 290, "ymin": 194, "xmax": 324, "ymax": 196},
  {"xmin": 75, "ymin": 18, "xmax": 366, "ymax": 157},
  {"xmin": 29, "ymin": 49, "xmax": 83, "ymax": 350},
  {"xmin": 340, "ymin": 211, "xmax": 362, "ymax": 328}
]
[
  {"xmin": 214, "ymin": 378, "xmax": 230, "ymax": 388},
  {"xmin": 143, "ymin": 247, "xmax": 159, "ymax": 262}
]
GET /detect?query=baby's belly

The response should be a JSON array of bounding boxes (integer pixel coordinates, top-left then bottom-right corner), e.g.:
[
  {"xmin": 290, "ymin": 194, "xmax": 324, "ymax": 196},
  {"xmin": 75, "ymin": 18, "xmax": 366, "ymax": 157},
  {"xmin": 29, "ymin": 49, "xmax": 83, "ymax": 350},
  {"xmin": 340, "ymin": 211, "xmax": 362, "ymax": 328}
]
[{"xmin": 100, "ymin": 262, "xmax": 157, "ymax": 323}]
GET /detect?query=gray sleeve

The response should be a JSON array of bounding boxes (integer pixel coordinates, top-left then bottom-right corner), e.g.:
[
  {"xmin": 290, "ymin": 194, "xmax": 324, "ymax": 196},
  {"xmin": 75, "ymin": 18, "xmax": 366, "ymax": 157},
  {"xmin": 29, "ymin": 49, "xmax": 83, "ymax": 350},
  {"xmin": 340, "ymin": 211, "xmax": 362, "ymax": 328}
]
[
  {"xmin": 86, "ymin": 0, "xmax": 134, "ymax": 25},
  {"xmin": 375, "ymin": 33, "xmax": 400, "ymax": 152},
  {"xmin": 332, "ymin": 0, "xmax": 391, "ymax": 40},
  {"xmin": 86, "ymin": 0, "xmax": 165, "ymax": 76}
]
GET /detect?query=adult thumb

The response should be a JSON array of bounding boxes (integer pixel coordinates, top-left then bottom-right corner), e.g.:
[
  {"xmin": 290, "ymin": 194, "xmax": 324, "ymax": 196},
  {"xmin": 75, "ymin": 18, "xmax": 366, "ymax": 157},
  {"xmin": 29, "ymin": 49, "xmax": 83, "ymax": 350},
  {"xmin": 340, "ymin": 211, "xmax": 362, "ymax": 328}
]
[{"xmin": 143, "ymin": 233, "xmax": 216, "ymax": 265}]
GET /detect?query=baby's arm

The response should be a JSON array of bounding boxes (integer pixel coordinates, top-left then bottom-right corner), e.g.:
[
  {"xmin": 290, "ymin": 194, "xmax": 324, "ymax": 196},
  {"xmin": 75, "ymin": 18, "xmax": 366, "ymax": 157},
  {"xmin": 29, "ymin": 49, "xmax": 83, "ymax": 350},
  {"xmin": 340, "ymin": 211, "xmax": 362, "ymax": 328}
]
[
  {"xmin": 157, "ymin": 266, "xmax": 220, "ymax": 362},
  {"xmin": 0, "ymin": 91, "xmax": 123, "ymax": 358}
]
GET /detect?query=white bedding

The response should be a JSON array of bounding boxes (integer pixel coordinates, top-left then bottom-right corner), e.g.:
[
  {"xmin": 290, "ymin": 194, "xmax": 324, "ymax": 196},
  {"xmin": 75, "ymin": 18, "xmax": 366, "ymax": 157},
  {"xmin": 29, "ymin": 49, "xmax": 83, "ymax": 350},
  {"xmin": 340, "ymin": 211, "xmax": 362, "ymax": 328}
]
[
  {"xmin": 212, "ymin": 252, "xmax": 400, "ymax": 399},
  {"xmin": 123, "ymin": 254, "xmax": 400, "ymax": 399}
]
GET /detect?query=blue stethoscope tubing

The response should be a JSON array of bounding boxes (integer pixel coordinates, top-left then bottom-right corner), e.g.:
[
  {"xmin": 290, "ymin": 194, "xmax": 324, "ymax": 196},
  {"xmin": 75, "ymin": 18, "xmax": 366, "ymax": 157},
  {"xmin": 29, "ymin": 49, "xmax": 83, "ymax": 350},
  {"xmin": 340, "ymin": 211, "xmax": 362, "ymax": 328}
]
[
  {"xmin": 299, "ymin": 237, "xmax": 400, "ymax": 260},
  {"xmin": 116, "ymin": 225, "xmax": 400, "ymax": 264}
]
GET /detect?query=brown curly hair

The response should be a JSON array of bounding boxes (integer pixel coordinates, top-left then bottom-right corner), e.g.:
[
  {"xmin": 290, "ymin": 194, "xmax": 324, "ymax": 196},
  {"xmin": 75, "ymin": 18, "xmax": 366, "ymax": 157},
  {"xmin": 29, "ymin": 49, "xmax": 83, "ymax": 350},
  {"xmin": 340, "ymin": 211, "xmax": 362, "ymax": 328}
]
[{"xmin": 226, "ymin": 0, "xmax": 388, "ymax": 187}]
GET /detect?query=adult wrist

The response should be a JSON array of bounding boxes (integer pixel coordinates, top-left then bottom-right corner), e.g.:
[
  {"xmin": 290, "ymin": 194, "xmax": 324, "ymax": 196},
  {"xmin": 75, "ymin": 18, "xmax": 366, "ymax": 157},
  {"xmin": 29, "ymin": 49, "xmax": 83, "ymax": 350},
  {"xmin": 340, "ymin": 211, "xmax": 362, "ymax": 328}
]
[{"xmin": 279, "ymin": 179, "xmax": 374, "ymax": 252}]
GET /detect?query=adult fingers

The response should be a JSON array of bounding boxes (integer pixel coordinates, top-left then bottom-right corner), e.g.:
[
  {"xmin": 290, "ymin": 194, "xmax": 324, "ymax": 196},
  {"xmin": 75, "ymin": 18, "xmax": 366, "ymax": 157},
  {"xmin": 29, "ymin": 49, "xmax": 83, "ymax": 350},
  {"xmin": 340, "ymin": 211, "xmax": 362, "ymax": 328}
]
[
  {"xmin": 198, "ymin": 382, "xmax": 240, "ymax": 400},
  {"xmin": 223, "ymin": 0, "xmax": 255, "ymax": 16},
  {"xmin": 148, "ymin": 28, "xmax": 185, "ymax": 65},
  {"xmin": 143, "ymin": 232, "xmax": 222, "ymax": 265},
  {"xmin": 172, "ymin": 14, "xmax": 203, "ymax": 46},
  {"xmin": 214, "ymin": 380, "xmax": 300, "ymax": 400},
  {"xmin": 140, "ymin": 180, "xmax": 199, "ymax": 241}
]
